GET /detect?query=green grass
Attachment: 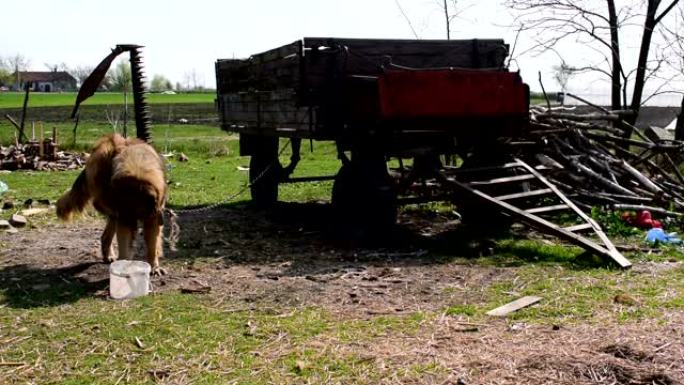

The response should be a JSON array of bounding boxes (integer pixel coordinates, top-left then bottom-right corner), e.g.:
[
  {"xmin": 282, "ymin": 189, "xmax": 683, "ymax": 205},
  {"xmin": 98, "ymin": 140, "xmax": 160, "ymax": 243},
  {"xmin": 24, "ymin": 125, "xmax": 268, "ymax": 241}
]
[
  {"xmin": 0, "ymin": 293, "xmax": 429, "ymax": 384},
  {"xmin": 0, "ymin": 91, "xmax": 215, "ymax": 108},
  {"xmin": 0, "ymin": 121, "xmax": 340, "ymax": 207}
]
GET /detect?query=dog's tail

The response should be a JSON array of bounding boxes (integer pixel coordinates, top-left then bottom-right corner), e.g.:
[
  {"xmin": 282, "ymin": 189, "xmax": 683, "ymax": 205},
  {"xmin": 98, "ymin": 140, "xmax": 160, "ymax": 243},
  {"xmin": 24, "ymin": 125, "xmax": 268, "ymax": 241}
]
[{"xmin": 56, "ymin": 169, "xmax": 91, "ymax": 221}]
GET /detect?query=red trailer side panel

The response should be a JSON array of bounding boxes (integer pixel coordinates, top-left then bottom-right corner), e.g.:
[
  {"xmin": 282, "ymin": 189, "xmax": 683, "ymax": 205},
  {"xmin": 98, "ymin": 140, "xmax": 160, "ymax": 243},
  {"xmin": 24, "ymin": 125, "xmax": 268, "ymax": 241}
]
[{"xmin": 378, "ymin": 70, "xmax": 529, "ymax": 121}]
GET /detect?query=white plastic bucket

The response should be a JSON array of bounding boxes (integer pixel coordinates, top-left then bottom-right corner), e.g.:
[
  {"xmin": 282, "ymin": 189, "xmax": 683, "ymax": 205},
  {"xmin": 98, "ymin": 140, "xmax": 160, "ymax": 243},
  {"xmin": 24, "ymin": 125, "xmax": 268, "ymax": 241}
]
[{"xmin": 109, "ymin": 260, "xmax": 151, "ymax": 299}]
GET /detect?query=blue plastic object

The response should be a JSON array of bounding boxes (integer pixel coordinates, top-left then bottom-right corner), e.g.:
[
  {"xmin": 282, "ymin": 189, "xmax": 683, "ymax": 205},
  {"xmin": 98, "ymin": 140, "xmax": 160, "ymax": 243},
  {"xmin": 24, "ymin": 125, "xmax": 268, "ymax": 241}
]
[{"xmin": 645, "ymin": 228, "xmax": 681, "ymax": 244}]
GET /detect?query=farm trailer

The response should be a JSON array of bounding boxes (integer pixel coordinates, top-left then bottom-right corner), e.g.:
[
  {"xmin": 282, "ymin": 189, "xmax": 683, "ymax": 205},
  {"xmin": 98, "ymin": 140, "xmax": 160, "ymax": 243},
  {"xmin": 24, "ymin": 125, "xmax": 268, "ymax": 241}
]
[{"xmin": 215, "ymin": 37, "xmax": 629, "ymax": 267}]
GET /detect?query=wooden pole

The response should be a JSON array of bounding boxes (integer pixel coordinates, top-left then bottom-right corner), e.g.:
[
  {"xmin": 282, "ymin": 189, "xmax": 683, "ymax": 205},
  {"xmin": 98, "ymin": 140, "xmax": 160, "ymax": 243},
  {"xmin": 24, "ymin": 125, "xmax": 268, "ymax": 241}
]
[
  {"xmin": 19, "ymin": 82, "xmax": 31, "ymax": 144},
  {"xmin": 72, "ymin": 112, "xmax": 80, "ymax": 147},
  {"xmin": 4, "ymin": 114, "xmax": 28, "ymax": 142},
  {"xmin": 123, "ymin": 90, "xmax": 128, "ymax": 138}
]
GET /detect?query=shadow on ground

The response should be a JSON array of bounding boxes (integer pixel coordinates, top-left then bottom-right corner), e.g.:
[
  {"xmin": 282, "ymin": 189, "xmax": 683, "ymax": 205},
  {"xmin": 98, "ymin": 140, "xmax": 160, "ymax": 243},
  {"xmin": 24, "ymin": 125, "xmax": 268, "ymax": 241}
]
[
  {"xmin": 0, "ymin": 262, "xmax": 108, "ymax": 309},
  {"xmin": 166, "ymin": 200, "xmax": 606, "ymax": 273},
  {"xmin": 0, "ymin": 200, "xmax": 610, "ymax": 309}
]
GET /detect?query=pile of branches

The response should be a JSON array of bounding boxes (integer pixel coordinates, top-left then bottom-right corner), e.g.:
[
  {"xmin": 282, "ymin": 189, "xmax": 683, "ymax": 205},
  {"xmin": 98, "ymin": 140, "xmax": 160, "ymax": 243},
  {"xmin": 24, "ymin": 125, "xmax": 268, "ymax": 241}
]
[
  {"xmin": 0, "ymin": 143, "xmax": 87, "ymax": 171},
  {"xmin": 524, "ymin": 104, "xmax": 684, "ymax": 220}
]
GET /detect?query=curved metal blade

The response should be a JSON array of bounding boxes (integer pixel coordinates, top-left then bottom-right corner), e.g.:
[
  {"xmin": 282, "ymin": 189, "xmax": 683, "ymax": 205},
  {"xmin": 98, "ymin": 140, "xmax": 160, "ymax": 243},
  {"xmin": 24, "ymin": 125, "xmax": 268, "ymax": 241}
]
[{"xmin": 70, "ymin": 46, "xmax": 127, "ymax": 119}]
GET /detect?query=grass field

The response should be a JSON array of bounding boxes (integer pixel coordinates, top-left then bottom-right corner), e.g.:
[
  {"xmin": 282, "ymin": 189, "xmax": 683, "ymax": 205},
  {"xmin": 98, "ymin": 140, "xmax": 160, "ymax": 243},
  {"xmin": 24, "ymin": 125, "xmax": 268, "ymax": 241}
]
[
  {"xmin": 0, "ymin": 91, "xmax": 215, "ymax": 109},
  {"xmin": 0, "ymin": 91, "xmax": 547, "ymax": 109},
  {"xmin": 1, "ymin": 113, "xmax": 683, "ymax": 382}
]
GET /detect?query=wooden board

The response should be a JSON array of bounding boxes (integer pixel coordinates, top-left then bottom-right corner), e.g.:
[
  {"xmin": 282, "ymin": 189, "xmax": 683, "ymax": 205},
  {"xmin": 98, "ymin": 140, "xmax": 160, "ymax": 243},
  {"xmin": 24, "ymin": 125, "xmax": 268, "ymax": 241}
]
[
  {"xmin": 440, "ymin": 158, "xmax": 632, "ymax": 268},
  {"xmin": 486, "ymin": 296, "xmax": 542, "ymax": 317}
]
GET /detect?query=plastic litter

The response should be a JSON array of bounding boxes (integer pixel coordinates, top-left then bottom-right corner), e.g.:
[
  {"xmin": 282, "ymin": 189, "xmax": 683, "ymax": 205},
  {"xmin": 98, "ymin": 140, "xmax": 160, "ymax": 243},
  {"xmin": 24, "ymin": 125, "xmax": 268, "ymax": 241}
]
[
  {"xmin": 645, "ymin": 228, "xmax": 681, "ymax": 244},
  {"xmin": 622, "ymin": 210, "xmax": 662, "ymax": 229},
  {"xmin": 109, "ymin": 260, "xmax": 151, "ymax": 299},
  {"xmin": 0, "ymin": 181, "xmax": 7, "ymax": 195}
]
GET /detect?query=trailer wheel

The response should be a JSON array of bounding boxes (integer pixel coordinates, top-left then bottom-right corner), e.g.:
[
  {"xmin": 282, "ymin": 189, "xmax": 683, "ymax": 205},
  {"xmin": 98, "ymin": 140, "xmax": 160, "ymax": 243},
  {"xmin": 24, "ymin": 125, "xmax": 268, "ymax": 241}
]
[
  {"xmin": 456, "ymin": 151, "xmax": 513, "ymax": 234},
  {"xmin": 332, "ymin": 158, "xmax": 397, "ymax": 236},
  {"xmin": 248, "ymin": 137, "xmax": 282, "ymax": 207}
]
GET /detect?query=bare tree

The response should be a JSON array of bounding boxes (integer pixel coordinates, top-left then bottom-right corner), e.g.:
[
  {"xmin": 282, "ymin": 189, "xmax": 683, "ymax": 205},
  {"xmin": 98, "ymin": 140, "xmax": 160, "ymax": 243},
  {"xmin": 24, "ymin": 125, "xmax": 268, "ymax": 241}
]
[
  {"xmin": 506, "ymin": 0, "xmax": 679, "ymax": 127},
  {"xmin": 394, "ymin": 0, "xmax": 420, "ymax": 39},
  {"xmin": 0, "ymin": 56, "xmax": 11, "ymax": 86},
  {"xmin": 6, "ymin": 53, "xmax": 30, "ymax": 88},
  {"xmin": 394, "ymin": 0, "xmax": 466, "ymax": 40},
  {"xmin": 440, "ymin": 0, "xmax": 464, "ymax": 39},
  {"xmin": 44, "ymin": 62, "xmax": 69, "ymax": 72},
  {"xmin": 660, "ymin": 7, "xmax": 684, "ymax": 139},
  {"xmin": 552, "ymin": 61, "xmax": 577, "ymax": 104},
  {"xmin": 104, "ymin": 106, "xmax": 122, "ymax": 133},
  {"xmin": 70, "ymin": 66, "xmax": 94, "ymax": 88},
  {"xmin": 183, "ymin": 69, "xmax": 203, "ymax": 91}
]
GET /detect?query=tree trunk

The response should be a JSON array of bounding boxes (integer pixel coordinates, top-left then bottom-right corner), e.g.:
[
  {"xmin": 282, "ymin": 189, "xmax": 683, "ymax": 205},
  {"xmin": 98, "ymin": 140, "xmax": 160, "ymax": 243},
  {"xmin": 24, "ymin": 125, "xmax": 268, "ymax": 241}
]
[
  {"xmin": 444, "ymin": 0, "xmax": 451, "ymax": 40},
  {"xmin": 627, "ymin": 1, "xmax": 659, "ymax": 127},
  {"xmin": 675, "ymin": 94, "xmax": 684, "ymax": 141},
  {"xmin": 607, "ymin": 0, "xmax": 622, "ymax": 111}
]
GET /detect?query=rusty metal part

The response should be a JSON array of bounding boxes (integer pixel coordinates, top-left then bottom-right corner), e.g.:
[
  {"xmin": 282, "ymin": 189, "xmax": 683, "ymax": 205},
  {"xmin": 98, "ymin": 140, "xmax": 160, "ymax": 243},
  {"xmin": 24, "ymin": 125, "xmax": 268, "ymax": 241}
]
[
  {"xmin": 126, "ymin": 45, "xmax": 152, "ymax": 142},
  {"xmin": 71, "ymin": 44, "xmax": 152, "ymax": 143},
  {"xmin": 71, "ymin": 45, "xmax": 127, "ymax": 119}
]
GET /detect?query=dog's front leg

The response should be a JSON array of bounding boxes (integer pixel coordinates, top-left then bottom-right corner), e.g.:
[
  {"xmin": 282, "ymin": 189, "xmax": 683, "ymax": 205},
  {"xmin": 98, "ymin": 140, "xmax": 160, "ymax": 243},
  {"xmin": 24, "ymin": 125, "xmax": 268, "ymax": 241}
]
[
  {"xmin": 116, "ymin": 221, "xmax": 136, "ymax": 261},
  {"xmin": 101, "ymin": 217, "xmax": 117, "ymax": 263},
  {"xmin": 143, "ymin": 213, "xmax": 165, "ymax": 275}
]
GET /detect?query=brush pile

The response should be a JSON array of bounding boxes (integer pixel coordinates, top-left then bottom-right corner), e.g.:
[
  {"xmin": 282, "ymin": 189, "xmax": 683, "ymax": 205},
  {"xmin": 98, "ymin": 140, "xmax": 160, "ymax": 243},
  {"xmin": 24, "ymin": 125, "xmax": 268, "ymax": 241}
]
[{"xmin": 523, "ymin": 104, "xmax": 684, "ymax": 222}]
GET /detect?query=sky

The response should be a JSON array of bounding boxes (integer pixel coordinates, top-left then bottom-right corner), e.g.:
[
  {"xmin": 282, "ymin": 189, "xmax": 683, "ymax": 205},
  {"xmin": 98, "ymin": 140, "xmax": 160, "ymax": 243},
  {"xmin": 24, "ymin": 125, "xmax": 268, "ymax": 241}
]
[
  {"xmin": 1, "ymin": 0, "xmax": 682, "ymax": 105},
  {"xmin": 0, "ymin": 1, "xmax": 534, "ymax": 86}
]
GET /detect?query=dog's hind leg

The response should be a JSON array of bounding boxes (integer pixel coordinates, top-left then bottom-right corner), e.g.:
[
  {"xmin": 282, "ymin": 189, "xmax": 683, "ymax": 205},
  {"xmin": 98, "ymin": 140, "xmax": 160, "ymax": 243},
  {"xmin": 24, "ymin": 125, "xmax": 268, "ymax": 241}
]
[
  {"xmin": 143, "ymin": 213, "xmax": 165, "ymax": 275},
  {"xmin": 116, "ymin": 221, "xmax": 137, "ymax": 261},
  {"xmin": 101, "ymin": 217, "xmax": 117, "ymax": 263}
]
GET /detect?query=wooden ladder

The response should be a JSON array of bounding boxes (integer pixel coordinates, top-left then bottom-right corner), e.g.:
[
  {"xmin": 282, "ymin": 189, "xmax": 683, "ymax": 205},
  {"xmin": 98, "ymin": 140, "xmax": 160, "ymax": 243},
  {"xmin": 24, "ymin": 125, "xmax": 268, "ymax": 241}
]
[{"xmin": 439, "ymin": 158, "xmax": 631, "ymax": 268}]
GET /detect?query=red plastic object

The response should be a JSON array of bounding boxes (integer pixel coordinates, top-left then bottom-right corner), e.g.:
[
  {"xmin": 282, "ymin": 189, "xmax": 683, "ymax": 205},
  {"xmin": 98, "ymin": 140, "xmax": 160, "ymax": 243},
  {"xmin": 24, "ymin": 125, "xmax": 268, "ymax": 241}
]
[
  {"xmin": 623, "ymin": 210, "xmax": 662, "ymax": 229},
  {"xmin": 377, "ymin": 69, "xmax": 529, "ymax": 120}
]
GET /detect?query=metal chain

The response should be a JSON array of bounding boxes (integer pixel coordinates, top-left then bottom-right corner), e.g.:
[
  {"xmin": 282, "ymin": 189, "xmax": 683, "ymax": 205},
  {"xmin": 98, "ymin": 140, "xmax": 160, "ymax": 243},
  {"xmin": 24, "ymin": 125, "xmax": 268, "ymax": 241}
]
[
  {"xmin": 163, "ymin": 138, "xmax": 292, "ymax": 250},
  {"xmin": 167, "ymin": 138, "xmax": 292, "ymax": 215}
]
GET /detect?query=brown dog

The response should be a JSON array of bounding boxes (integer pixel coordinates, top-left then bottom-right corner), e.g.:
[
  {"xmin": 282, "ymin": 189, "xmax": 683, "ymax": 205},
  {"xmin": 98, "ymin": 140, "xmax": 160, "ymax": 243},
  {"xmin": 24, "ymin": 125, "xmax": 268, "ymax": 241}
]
[{"xmin": 57, "ymin": 134, "xmax": 167, "ymax": 274}]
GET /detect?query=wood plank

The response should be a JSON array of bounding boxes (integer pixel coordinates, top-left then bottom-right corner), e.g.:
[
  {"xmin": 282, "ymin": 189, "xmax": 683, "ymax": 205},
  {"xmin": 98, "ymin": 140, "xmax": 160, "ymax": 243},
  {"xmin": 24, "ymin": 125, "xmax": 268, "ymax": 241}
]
[
  {"xmin": 564, "ymin": 223, "xmax": 593, "ymax": 232},
  {"xmin": 251, "ymin": 40, "xmax": 301, "ymax": 64},
  {"xmin": 303, "ymin": 37, "xmax": 506, "ymax": 62},
  {"xmin": 469, "ymin": 174, "xmax": 536, "ymax": 186},
  {"xmin": 512, "ymin": 158, "xmax": 631, "ymax": 268},
  {"xmin": 486, "ymin": 296, "xmax": 542, "ymax": 317},
  {"xmin": 440, "ymin": 174, "xmax": 632, "ymax": 268},
  {"xmin": 525, "ymin": 204, "xmax": 569, "ymax": 214},
  {"xmin": 494, "ymin": 188, "xmax": 553, "ymax": 201}
]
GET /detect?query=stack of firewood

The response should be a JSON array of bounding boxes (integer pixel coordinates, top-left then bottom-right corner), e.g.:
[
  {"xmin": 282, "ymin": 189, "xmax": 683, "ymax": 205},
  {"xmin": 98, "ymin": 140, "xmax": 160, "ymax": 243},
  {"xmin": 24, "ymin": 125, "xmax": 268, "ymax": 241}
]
[{"xmin": 0, "ymin": 143, "xmax": 87, "ymax": 171}]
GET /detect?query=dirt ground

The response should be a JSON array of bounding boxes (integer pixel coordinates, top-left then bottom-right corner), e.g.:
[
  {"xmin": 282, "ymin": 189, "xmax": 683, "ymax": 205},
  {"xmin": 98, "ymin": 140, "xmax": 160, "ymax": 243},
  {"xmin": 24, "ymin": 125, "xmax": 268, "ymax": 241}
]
[{"xmin": 1, "ymin": 202, "xmax": 682, "ymax": 384}]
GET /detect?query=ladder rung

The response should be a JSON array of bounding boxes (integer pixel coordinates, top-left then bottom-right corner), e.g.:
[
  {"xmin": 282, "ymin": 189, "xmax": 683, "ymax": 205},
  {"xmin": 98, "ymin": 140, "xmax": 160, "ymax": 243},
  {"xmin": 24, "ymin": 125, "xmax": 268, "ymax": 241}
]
[
  {"xmin": 470, "ymin": 174, "xmax": 536, "ymax": 186},
  {"xmin": 494, "ymin": 188, "xmax": 553, "ymax": 201},
  {"xmin": 564, "ymin": 223, "xmax": 594, "ymax": 232},
  {"xmin": 525, "ymin": 204, "xmax": 570, "ymax": 214}
]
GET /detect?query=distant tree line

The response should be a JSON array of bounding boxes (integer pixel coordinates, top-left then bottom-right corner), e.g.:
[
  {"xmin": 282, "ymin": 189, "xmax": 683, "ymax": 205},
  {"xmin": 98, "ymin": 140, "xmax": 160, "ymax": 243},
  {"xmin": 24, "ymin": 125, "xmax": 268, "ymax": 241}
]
[{"xmin": 0, "ymin": 54, "xmax": 206, "ymax": 92}]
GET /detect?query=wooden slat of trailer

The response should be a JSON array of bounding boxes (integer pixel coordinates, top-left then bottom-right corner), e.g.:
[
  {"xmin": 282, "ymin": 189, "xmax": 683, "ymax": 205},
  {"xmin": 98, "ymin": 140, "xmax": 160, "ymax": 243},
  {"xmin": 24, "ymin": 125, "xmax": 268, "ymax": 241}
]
[
  {"xmin": 251, "ymin": 40, "xmax": 301, "ymax": 64},
  {"xmin": 303, "ymin": 37, "xmax": 506, "ymax": 55}
]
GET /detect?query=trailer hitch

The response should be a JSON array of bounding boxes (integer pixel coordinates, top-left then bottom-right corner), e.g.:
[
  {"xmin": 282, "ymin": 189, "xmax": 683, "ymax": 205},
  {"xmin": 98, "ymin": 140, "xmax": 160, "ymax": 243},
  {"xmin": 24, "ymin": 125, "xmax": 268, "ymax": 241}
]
[{"xmin": 71, "ymin": 44, "xmax": 152, "ymax": 143}]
